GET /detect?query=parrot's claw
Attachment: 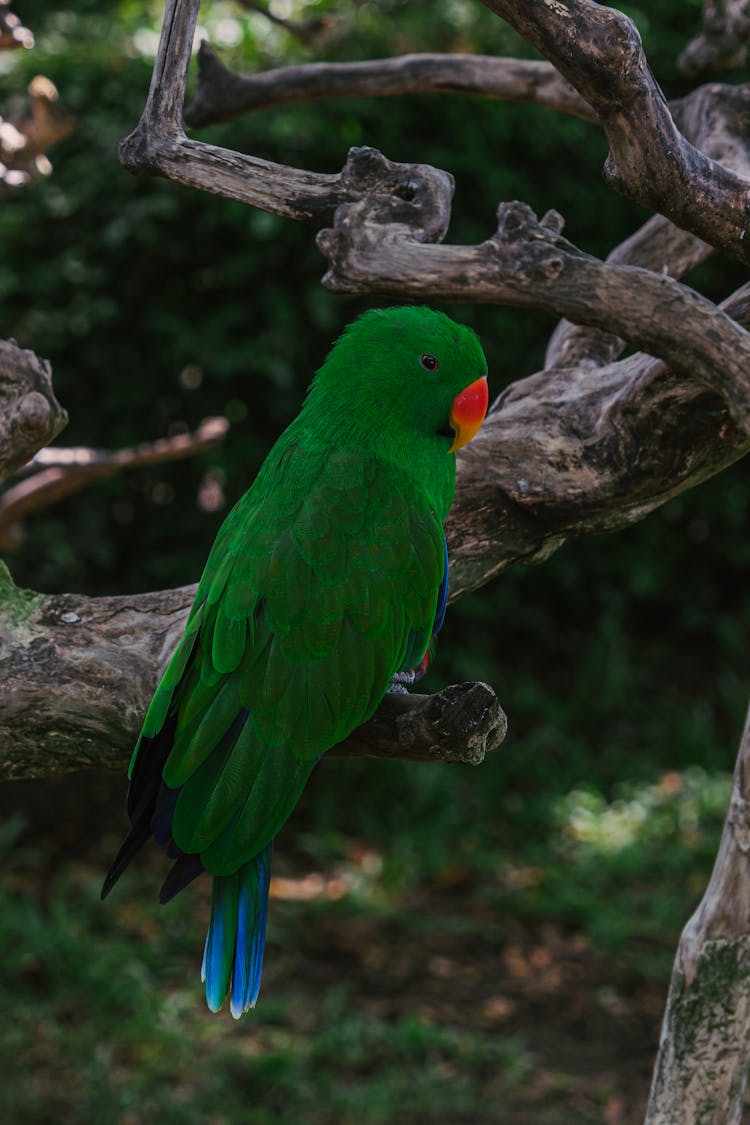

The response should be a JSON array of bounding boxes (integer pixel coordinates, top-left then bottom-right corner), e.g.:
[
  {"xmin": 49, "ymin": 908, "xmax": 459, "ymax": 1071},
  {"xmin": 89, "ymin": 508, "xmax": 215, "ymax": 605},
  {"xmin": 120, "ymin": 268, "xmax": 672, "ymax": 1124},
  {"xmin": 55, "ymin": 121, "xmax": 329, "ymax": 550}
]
[
  {"xmin": 387, "ymin": 672, "xmax": 413, "ymax": 694},
  {"xmin": 388, "ymin": 652, "xmax": 431, "ymax": 694}
]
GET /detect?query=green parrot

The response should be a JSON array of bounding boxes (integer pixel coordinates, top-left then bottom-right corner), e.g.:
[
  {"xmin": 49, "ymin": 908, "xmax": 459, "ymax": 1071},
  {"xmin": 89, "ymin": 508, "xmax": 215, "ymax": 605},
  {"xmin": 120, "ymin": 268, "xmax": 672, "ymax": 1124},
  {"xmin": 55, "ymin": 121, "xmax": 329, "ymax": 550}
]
[{"xmin": 102, "ymin": 306, "xmax": 488, "ymax": 1017}]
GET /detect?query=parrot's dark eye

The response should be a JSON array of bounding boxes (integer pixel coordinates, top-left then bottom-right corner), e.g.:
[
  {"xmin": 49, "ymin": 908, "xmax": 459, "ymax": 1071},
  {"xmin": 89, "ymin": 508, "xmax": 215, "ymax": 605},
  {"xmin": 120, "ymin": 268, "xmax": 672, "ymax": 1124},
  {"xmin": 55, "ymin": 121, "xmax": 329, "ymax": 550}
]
[{"xmin": 420, "ymin": 353, "xmax": 439, "ymax": 372}]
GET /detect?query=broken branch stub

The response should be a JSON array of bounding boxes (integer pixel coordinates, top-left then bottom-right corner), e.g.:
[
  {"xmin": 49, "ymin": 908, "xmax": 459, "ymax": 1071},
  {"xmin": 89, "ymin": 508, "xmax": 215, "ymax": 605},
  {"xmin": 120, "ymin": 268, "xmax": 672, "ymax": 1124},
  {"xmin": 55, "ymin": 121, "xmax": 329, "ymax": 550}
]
[{"xmin": 0, "ymin": 339, "xmax": 67, "ymax": 484}]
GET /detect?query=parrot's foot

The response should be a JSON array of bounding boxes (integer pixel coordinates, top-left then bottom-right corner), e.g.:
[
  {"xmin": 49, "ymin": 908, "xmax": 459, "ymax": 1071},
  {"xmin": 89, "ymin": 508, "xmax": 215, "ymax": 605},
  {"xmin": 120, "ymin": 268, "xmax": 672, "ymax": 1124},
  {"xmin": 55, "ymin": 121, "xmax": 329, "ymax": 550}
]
[{"xmin": 388, "ymin": 652, "xmax": 430, "ymax": 694}]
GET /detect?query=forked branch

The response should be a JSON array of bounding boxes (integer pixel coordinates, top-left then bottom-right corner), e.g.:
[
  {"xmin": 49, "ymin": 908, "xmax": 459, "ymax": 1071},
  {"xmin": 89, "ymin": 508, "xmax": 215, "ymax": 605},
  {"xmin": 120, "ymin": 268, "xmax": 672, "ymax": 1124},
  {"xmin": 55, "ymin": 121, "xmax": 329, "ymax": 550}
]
[{"xmin": 480, "ymin": 0, "xmax": 750, "ymax": 263}]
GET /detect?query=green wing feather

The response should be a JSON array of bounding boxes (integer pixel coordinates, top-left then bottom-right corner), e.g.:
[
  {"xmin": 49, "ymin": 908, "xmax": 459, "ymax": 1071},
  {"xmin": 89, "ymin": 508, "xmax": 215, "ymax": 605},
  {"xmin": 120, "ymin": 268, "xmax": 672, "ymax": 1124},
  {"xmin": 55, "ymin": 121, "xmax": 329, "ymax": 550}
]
[{"xmin": 138, "ymin": 443, "xmax": 445, "ymax": 877}]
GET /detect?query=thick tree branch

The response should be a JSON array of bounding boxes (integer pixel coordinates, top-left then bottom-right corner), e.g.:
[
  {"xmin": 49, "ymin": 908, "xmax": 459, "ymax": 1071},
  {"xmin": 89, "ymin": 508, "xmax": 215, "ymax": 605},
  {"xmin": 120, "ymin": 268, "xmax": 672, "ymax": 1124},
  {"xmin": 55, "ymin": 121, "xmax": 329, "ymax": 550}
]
[
  {"xmin": 544, "ymin": 76, "xmax": 750, "ymax": 370},
  {"xmin": 447, "ymin": 355, "xmax": 745, "ymax": 598},
  {"xmin": 645, "ymin": 699, "xmax": 750, "ymax": 1122},
  {"xmin": 0, "ymin": 566, "xmax": 506, "ymax": 780},
  {"xmin": 544, "ymin": 215, "xmax": 713, "ymax": 371},
  {"xmin": 184, "ymin": 41, "xmax": 595, "ymax": 128}
]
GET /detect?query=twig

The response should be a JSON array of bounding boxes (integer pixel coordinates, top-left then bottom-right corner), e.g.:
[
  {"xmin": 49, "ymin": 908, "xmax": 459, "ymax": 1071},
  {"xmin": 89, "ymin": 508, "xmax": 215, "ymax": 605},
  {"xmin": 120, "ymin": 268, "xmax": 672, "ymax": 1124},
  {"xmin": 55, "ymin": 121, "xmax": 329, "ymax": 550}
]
[
  {"xmin": 235, "ymin": 0, "xmax": 328, "ymax": 46},
  {"xmin": 0, "ymin": 417, "xmax": 229, "ymax": 549}
]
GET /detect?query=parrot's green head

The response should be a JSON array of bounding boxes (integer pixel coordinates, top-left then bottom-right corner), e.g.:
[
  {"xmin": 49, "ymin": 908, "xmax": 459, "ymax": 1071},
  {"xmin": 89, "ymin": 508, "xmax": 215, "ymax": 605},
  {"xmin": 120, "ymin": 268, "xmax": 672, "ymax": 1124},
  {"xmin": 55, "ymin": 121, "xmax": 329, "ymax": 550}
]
[{"xmin": 310, "ymin": 306, "xmax": 489, "ymax": 455}]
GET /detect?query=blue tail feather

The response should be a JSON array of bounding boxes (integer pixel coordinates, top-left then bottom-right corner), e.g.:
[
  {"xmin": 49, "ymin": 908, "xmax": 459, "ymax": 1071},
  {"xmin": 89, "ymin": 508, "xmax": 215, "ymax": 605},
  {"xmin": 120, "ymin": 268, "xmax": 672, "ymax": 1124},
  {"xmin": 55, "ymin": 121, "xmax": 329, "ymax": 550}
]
[{"xmin": 201, "ymin": 844, "xmax": 273, "ymax": 1017}]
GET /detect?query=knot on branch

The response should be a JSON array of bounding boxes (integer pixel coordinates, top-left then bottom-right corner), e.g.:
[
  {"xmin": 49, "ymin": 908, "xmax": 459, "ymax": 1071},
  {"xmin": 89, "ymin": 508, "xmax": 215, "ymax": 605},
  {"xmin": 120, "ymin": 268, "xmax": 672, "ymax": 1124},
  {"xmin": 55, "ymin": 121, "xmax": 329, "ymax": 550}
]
[
  {"xmin": 318, "ymin": 146, "xmax": 454, "ymax": 292},
  {"xmin": 0, "ymin": 340, "xmax": 67, "ymax": 483},
  {"xmin": 495, "ymin": 200, "xmax": 565, "ymax": 240},
  {"xmin": 120, "ymin": 124, "xmax": 173, "ymax": 178},
  {"xmin": 602, "ymin": 10, "xmax": 644, "ymax": 82},
  {"xmin": 340, "ymin": 146, "xmax": 454, "ymax": 242},
  {"xmin": 492, "ymin": 202, "xmax": 568, "ymax": 284},
  {"xmin": 329, "ymin": 680, "xmax": 507, "ymax": 765}
]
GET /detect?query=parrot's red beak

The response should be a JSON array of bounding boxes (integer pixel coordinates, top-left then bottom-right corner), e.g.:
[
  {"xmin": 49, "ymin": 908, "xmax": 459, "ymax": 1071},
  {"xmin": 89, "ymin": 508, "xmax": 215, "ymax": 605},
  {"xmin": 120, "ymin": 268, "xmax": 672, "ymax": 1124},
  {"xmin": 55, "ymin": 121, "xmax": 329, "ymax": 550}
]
[{"xmin": 448, "ymin": 376, "xmax": 488, "ymax": 453}]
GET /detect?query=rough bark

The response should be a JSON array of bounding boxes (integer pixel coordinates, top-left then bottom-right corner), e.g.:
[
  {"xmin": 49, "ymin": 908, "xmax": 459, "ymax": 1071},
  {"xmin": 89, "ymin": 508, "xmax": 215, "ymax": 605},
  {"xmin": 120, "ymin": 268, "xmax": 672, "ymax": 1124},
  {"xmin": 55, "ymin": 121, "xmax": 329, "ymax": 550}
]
[{"xmin": 645, "ymin": 702, "xmax": 750, "ymax": 1123}]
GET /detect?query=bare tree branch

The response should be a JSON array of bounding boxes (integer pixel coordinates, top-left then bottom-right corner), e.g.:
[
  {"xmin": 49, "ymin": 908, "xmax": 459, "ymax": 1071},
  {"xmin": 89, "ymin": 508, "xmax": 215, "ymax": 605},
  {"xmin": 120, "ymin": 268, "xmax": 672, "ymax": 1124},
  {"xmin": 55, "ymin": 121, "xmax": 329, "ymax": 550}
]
[
  {"xmin": 0, "ymin": 564, "xmax": 506, "ymax": 780},
  {"xmin": 119, "ymin": 2, "xmax": 454, "ymax": 230},
  {"xmin": 319, "ymin": 199, "xmax": 750, "ymax": 435},
  {"xmin": 645, "ymin": 699, "xmax": 750, "ymax": 1122},
  {"xmin": 0, "ymin": 416, "xmax": 229, "ymax": 551},
  {"xmin": 544, "ymin": 215, "xmax": 713, "ymax": 371},
  {"xmin": 184, "ymin": 40, "xmax": 595, "ymax": 128},
  {"xmin": 118, "ymin": 2, "xmax": 750, "ymax": 446}
]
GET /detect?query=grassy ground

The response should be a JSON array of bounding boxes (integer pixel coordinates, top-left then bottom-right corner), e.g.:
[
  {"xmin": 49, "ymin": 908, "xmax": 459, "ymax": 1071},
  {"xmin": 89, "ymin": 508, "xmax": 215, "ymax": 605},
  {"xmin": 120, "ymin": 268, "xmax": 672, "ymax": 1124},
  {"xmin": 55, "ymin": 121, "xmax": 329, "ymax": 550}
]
[{"xmin": 0, "ymin": 761, "xmax": 733, "ymax": 1125}]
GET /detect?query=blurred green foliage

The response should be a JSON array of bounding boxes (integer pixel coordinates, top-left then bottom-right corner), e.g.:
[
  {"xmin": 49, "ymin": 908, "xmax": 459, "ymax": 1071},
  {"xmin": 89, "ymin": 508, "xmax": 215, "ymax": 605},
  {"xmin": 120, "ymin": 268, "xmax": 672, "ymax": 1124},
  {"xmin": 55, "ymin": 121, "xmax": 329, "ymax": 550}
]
[{"xmin": 2, "ymin": 0, "xmax": 750, "ymax": 1119}]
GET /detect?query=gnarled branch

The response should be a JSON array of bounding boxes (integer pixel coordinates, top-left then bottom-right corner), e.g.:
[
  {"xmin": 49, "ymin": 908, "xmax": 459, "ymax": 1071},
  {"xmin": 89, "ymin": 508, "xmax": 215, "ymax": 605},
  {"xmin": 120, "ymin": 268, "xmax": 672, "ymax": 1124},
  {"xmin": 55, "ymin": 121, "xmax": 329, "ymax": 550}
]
[{"xmin": 480, "ymin": 0, "xmax": 750, "ymax": 264}]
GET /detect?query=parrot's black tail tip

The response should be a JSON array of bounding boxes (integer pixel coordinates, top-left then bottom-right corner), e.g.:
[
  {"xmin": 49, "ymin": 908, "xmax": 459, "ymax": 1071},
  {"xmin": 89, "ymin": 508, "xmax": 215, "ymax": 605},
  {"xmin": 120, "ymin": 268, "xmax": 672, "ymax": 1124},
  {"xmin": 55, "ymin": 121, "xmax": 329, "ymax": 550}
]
[{"xmin": 100, "ymin": 867, "xmax": 118, "ymax": 901}]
